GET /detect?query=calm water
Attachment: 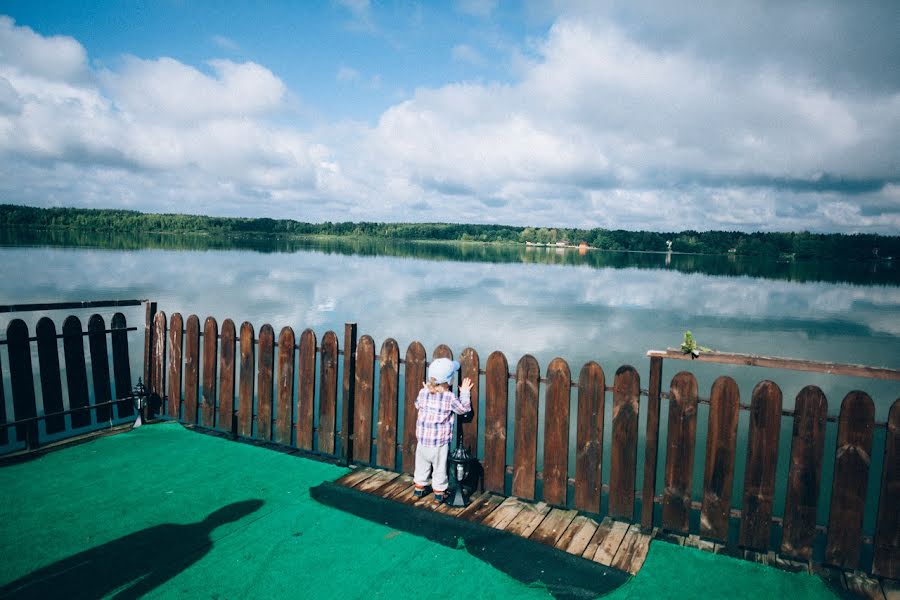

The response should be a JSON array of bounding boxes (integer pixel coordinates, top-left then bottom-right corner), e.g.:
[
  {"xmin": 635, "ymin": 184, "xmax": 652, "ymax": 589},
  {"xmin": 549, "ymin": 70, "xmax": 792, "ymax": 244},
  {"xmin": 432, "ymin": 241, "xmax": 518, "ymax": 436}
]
[{"xmin": 2, "ymin": 231, "xmax": 898, "ymax": 535}]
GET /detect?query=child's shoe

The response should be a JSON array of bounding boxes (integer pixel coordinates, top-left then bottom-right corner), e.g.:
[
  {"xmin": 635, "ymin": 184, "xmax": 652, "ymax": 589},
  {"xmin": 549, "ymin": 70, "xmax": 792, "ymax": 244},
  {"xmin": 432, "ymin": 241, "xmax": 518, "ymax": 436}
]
[
  {"xmin": 413, "ymin": 485, "xmax": 431, "ymax": 499},
  {"xmin": 433, "ymin": 490, "xmax": 447, "ymax": 505}
]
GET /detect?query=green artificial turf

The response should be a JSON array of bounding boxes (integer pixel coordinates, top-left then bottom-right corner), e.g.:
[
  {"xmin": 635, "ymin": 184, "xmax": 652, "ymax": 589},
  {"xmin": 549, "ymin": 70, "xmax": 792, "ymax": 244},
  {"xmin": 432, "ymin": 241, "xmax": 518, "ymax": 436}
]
[{"xmin": 0, "ymin": 423, "xmax": 838, "ymax": 599}]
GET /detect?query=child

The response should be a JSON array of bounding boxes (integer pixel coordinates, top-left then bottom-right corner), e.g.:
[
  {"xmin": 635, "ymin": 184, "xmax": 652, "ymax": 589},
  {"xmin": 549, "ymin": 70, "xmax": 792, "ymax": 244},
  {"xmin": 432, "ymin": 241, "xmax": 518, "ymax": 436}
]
[{"xmin": 414, "ymin": 357, "xmax": 473, "ymax": 504}]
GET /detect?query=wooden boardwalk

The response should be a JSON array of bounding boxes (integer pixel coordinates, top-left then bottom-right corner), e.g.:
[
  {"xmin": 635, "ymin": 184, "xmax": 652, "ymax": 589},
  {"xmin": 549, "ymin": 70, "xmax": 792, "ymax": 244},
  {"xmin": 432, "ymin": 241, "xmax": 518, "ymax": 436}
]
[{"xmin": 334, "ymin": 466, "xmax": 652, "ymax": 576}]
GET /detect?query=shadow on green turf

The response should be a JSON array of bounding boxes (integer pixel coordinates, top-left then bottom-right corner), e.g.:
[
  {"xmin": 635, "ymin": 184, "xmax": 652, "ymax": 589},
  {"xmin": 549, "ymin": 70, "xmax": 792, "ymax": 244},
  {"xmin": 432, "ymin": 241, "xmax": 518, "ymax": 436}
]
[
  {"xmin": 0, "ymin": 499, "xmax": 263, "ymax": 600},
  {"xmin": 311, "ymin": 481, "xmax": 629, "ymax": 600}
]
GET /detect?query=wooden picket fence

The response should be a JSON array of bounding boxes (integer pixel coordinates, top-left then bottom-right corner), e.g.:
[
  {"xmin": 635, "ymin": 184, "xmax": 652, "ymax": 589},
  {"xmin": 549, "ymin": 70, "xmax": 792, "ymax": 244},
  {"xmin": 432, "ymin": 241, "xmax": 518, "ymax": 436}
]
[
  {"xmin": 144, "ymin": 307, "xmax": 900, "ymax": 581},
  {"xmin": 0, "ymin": 300, "xmax": 142, "ymax": 450}
]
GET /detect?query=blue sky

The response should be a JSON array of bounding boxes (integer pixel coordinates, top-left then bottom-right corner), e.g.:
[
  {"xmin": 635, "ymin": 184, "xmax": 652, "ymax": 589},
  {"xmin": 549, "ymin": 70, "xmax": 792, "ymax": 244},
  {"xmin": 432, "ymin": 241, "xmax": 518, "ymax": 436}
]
[{"xmin": 0, "ymin": 1, "xmax": 898, "ymax": 233}]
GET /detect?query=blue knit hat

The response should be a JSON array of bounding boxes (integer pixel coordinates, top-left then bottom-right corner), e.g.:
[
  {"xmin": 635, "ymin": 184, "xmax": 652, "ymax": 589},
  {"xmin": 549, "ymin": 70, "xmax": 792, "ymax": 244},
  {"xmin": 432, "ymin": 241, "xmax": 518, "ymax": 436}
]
[{"xmin": 427, "ymin": 357, "xmax": 460, "ymax": 385}]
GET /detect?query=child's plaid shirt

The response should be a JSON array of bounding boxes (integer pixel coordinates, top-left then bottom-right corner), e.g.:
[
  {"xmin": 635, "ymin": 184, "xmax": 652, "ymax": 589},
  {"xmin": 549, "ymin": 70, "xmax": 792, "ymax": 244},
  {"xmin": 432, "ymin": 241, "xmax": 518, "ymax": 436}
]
[{"xmin": 415, "ymin": 387, "xmax": 472, "ymax": 447}]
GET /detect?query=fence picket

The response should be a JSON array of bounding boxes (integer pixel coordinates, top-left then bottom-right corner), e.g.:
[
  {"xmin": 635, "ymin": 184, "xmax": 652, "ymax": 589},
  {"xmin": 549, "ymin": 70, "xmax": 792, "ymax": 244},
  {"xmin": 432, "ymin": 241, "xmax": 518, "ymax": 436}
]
[
  {"xmin": 217, "ymin": 320, "xmax": 236, "ymax": 433},
  {"xmin": 402, "ymin": 342, "xmax": 426, "ymax": 474},
  {"xmin": 111, "ymin": 313, "xmax": 133, "ymax": 417},
  {"xmin": 88, "ymin": 315, "xmax": 113, "ymax": 423},
  {"xmin": 780, "ymin": 385, "xmax": 827, "ymax": 560},
  {"xmin": 8, "ymin": 320, "xmax": 36, "ymax": 440},
  {"xmin": 167, "ymin": 313, "xmax": 184, "ymax": 419},
  {"xmin": 512, "ymin": 354, "xmax": 540, "ymax": 499},
  {"xmin": 318, "ymin": 331, "xmax": 339, "ymax": 453},
  {"xmin": 543, "ymin": 357, "xmax": 571, "ymax": 506},
  {"xmin": 238, "ymin": 322, "xmax": 255, "ymax": 437},
  {"xmin": 151, "ymin": 312, "xmax": 166, "ymax": 415},
  {"xmin": 433, "ymin": 344, "xmax": 453, "ymax": 360},
  {"xmin": 183, "ymin": 316, "xmax": 200, "ymax": 424},
  {"xmin": 0, "ymin": 350, "xmax": 6, "ymax": 445},
  {"xmin": 663, "ymin": 371, "xmax": 698, "ymax": 532},
  {"xmin": 484, "ymin": 351, "xmax": 509, "ymax": 494},
  {"xmin": 739, "ymin": 380, "xmax": 782, "ymax": 550},
  {"xmin": 376, "ymin": 338, "xmax": 400, "ymax": 469},
  {"xmin": 460, "ymin": 347, "xmax": 480, "ymax": 454},
  {"xmin": 825, "ymin": 391, "xmax": 875, "ymax": 569},
  {"xmin": 610, "ymin": 365, "xmax": 640, "ymax": 520},
  {"xmin": 275, "ymin": 327, "xmax": 295, "ymax": 445},
  {"xmin": 63, "ymin": 316, "xmax": 91, "ymax": 429},
  {"xmin": 575, "ymin": 361, "xmax": 604, "ymax": 513},
  {"xmin": 36, "ymin": 317, "xmax": 65, "ymax": 434},
  {"xmin": 256, "ymin": 324, "xmax": 275, "ymax": 441},
  {"xmin": 354, "ymin": 335, "xmax": 375, "ymax": 463},
  {"xmin": 873, "ymin": 398, "xmax": 900, "ymax": 578},
  {"xmin": 700, "ymin": 376, "xmax": 739, "ymax": 541},
  {"xmin": 296, "ymin": 329, "xmax": 316, "ymax": 450},
  {"xmin": 201, "ymin": 317, "xmax": 217, "ymax": 428}
]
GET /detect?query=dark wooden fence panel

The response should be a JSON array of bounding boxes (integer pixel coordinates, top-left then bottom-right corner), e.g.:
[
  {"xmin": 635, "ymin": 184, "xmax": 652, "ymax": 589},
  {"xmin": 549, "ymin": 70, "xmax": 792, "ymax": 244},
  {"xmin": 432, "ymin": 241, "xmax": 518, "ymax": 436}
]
[
  {"xmin": 238, "ymin": 322, "xmax": 255, "ymax": 437},
  {"xmin": 88, "ymin": 315, "xmax": 113, "ymax": 423},
  {"xmin": 575, "ymin": 361, "xmax": 605, "ymax": 513},
  {"xmin": 873, "ymin": 398, "xmax": 900, "ymax": 579},
  {"xmin": 318, "ymin": 331, "xmax": 339, "ymax": 454},
  {"xmin": 512, "ymin": 354, "xmax": 540, "ymax": 500},
  {"xmin": 354, "ymin": 335, "xmax": 376, "ymax": 463},
  {"xmin": 609, "ymin": 365, "xmax": 640, "ymax": 520},
  {"xmin": 376, "ymin": 338, "xmax": 400, "ymax": 469},
  {"xmin": 484, "ymin": 351, "xmax": 509, "ymax": 494},
  {"xmin": 460, "ymin": 347, "xmax": 480, "ymax": 454},
  {"xmin": 201, "ymin": 317, "xmax": 218, "ymax": 428},
  {"xmin": 8, "ymin": 320, "xmax": 36, "ymax": 440},
  {"xmin": 825, "ymin": 391, "xmax": 875, "ymax": 569},
  {"xmin": 780, "ymin": 385, "xmax": 827, "ymax": 560},
  {"xmin": 217, "ymin": 319, "xmax": 236, "ymax": 433},
  {"xmin": 63, "ymin": 316, "xmax": 91, "ymax": 429},
  {"xmin": 699, "ymin": 376, "xmax": 739, "ymax": 541},
  {"xmin": 36, "ymin": 317, "xmax": 65, "ymax": 434},
  {"xmin": 167, "ymin": 313, "xmax": 184, "ymax": 419},
  {"xmin": 296, "ymin": 329, "xmax": 316, "ymax": 451},
  {"xmin": 663, "ymin": 371, "xmax": 698, "ymax": 533},
  {"xmin": 641, "ymin": 356, "xmax": 663, "ymax": 531},
  {"xmin": 111, "ymin": 313, "xmax": 133, "ymax": 416},
  {"xmin": 183, "ymin": 315, "xmax": 200, "ymax": 425},
  {"xmin": 739, "ymin": 380, "xmax": 783, "ymax": 550},
  {"xmin": 433, "ymin": 344, "xmax": 453, "ymax": 361},
  {"xmin": 402, "ymin": 342, "xmax": 426, "ymax": 474},
  {"xmin": 151, "ymin": 312, "xmax": 167, "ymax": 411},
  {"xmin": 256, "ymin": 324, "xmax": 275, "ymax": 442},
  {"xmin": 275, "ymin": 327, "xmax": 295, "ymax": 445},
  {"xmin": 543, "ymin": 357, "xmax": 571, "ymax": 507}
]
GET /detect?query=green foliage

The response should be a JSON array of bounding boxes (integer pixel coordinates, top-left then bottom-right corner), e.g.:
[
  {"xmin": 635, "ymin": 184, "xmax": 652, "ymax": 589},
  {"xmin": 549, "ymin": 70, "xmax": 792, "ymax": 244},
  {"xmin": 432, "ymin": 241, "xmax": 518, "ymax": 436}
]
[
  {"xmin": 680, "ymin": 331, "xmax": 712, "ymax": 357},
  {"xmin": 0, "ymin": 204, "xmax": 897, "ymax": 261}
]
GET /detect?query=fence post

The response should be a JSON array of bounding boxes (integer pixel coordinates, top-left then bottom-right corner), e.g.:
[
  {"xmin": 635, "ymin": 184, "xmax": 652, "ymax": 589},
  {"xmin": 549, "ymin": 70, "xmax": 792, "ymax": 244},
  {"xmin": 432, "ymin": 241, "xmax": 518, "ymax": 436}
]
[
  {"xmin": 641, "ymin": 355, "xmax": 663, "ymax": 531},
  {"xmin": 339, "ymin": 322, "xmax": 358, "ymax": 466},
  {"xmin": 142, "ymin": 301, "xmax": 157, "ymax": 403}
]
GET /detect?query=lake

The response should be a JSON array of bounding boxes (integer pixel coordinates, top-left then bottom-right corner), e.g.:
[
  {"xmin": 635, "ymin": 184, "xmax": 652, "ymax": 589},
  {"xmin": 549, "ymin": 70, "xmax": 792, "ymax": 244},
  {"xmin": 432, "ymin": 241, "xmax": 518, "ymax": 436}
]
[{"xmin": 1, "ymin": 230, "xmax": 898, "ymax": 534}]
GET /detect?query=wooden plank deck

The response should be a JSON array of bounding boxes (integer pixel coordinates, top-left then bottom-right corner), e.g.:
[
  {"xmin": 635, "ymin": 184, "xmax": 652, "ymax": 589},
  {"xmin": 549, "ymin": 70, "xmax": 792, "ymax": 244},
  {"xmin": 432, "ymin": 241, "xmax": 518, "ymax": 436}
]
[{"xmin": 333, "ymin": 466, "xmax": 653, "ymax": 576}]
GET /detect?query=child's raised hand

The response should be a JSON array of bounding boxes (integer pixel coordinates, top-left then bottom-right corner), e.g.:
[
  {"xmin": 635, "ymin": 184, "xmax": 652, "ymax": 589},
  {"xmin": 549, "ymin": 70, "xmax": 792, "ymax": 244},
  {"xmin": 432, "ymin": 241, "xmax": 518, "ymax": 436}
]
[{"xmin": 460, "ymin": 377, "xmax": 473, "ymax": 393}]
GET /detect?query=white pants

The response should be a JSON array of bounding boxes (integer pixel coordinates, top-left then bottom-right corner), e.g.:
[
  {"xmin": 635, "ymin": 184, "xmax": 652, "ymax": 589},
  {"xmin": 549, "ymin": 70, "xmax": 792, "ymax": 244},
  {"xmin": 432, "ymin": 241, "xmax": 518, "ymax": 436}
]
[{"xmin": 414, "ymin": 443, "xmax": 450, "ymax": 492}]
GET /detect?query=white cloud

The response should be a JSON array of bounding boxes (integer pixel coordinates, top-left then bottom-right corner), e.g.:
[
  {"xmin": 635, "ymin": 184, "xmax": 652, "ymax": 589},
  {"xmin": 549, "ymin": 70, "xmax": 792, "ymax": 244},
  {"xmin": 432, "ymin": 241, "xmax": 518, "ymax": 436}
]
[
  {"xmin": 211, "ymin": 34, "xmax": 240, "ymax": 52},
  {"xmin": 0, "ymin": 10, "xmax": 898, "ymax": 233},
  {"xmin": 455, "ymin": 0, "xmax": 498, "ymax": 18}
]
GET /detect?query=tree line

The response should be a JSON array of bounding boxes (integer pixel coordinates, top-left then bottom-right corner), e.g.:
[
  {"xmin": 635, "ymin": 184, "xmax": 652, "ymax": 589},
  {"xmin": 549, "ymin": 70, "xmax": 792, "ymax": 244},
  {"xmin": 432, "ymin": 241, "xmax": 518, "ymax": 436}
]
[{"xmin": 1, "ymin": 204, "xmax": 897, "ymax": 261}]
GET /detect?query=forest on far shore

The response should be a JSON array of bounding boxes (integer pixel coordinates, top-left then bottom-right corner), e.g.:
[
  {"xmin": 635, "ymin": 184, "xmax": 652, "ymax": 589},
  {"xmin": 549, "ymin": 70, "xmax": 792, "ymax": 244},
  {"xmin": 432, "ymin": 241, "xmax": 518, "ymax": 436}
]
[{"xmin": 1, "ymin": 204, "xmax": 897, "ymax": 261}]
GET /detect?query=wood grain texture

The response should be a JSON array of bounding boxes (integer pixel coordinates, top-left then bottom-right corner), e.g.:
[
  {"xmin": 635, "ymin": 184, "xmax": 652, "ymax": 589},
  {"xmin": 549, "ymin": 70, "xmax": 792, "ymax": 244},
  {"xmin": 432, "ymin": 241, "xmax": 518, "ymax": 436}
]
[
  {"xmin": 167, "ymin": 313, "xmax": 184, "ymax": 420},
  {"xmin": 201, "ymin": 317, "xmax": 217, "ymax": 428},
  {"xmin": 700, "ymin": 376, "xmax": 739, "ymax": 541},
  {"xmin": 256, "ymin": 324, "xmax": 275, "ymax": 441},
  {"xmin": 512, "ymin": 354, "xmax": 540, "ymax": 500},
  {"xmin": 663, "ymin": 371, "xmax": 698, "ymax": 533},
  {"xmin": 609, "ymin": 365, "xmax": 640, "ymax": 520},
  {"xmin": 739, "ymin": 380, "xmax": 783, "ymax": 550},
  {"xmin": 460, "ymin": 347, "xmax": 480, "ymax": 454},
  {"xmin": 641, "ymin": 355, "xmax": 663, "ymax": 530},
  {"xmin": 354, "ymin": 335, "xmax": 376, "ymax": 463},
  {"xmin": 237, "ymin": 322, "xmax": 255, "ymax": 438},
  {"xmin": 376, "ymin": 338, "xmax": 400, "ymax": 469},
  {"xmin": 872, "ymin": 398, "xmax": 900, "ymax": 579},
  {"xmin": 825, "ymin": 391, "xmax": 875, "ymax": 569},
  {"xmin": 401, "ymin": 342, "xmax": 426, "ymax": 474},
  {"xmin": 36, "ymin": 317, "xmax": 65, "ymax": 434},
  {"xmin": 217, "ymin": 319, "xmax": 236, "ymax": 433},
  {"xmin": 432, "ymin": 344, "xmax": 453, "ymax": 360},
  {"xmin": 275, "ymin": 326, "xmax": 295, "ymax": 445},
  {"xmin": 531, "ymin": 508, "xmax": 578, "ymax": 546},
  {"xmin": 780, "ymin": 385, "xmax": 827, "ymax": 560},
  {"xmin": 317, "ymin": 331, "xmax": 339, "ymax": 453},
  {"xmin": 296, "ymin": 329, "xmax": 316, "ymax": 450},
  {"xmin": 484, "ymin": 351, "xmax": 509, "ymax": 494},
  {"xmin": 575, "ymin": 361, "xmax": 605, "ymax": 513},
  {"xmin": 543, "ymin": 357, "xmax": 571, "ymax": 507},
  {"xmin": 151, "ymin": 312, "xmax": 166, "ymax": 406},
  {"xmin": 182, "ymin": 315, "xmax": 200, "ymax": 425}
]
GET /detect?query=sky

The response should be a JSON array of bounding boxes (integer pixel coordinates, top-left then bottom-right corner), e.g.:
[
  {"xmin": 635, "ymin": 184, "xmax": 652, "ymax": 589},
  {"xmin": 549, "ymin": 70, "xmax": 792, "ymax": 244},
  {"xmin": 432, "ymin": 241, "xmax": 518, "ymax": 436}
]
[{"xmin": 0, "ymin": 1, "xmax": 898, "ymax": 234}]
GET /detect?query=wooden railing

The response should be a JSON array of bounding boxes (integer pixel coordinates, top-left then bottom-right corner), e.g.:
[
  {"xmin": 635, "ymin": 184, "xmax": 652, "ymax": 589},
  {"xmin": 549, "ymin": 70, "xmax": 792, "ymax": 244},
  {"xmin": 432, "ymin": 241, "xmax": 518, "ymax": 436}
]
[
  {"xmin": 0, "ymin": 300, "xmax": 143, "ymax": 452},
  {"xmin": 139, "ymin": 312, "xmax": 899, "ymax": 580}
]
